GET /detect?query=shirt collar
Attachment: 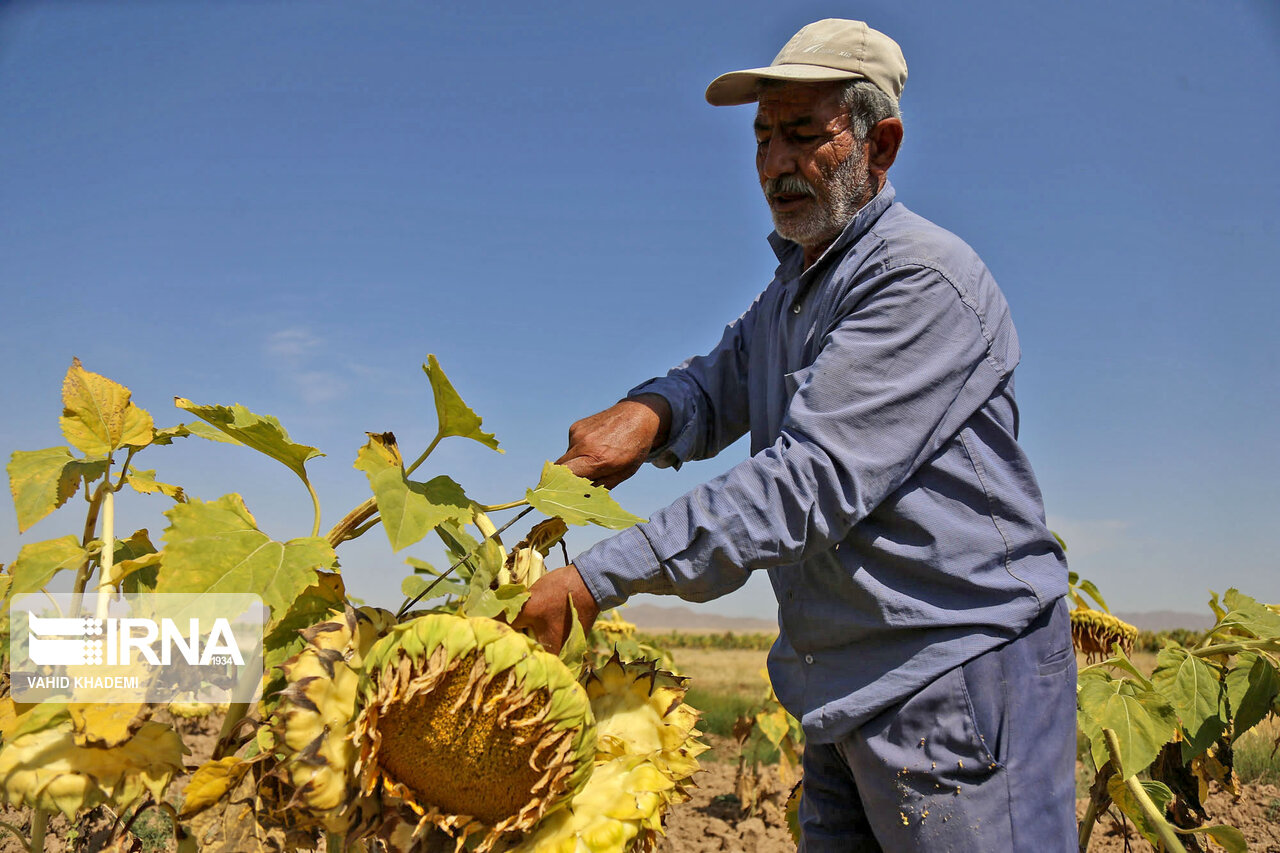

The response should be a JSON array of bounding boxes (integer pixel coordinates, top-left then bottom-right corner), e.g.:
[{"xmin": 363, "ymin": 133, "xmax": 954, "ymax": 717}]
[{"xmin": 768, "ymin": 179, "xmax": 897, "ymax": 281}]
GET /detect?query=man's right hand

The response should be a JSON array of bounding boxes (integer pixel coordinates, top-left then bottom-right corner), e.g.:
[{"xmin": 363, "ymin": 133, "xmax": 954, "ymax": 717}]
[{"xmin": 556, "ymin": 393, "xmax": 671, "ymax": 489}]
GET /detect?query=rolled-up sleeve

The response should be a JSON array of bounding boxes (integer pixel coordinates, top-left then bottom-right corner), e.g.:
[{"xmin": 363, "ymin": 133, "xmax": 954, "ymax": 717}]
[{"xmin": 575, "ymin": 264, "xmax": 1010, "ymax": 610}]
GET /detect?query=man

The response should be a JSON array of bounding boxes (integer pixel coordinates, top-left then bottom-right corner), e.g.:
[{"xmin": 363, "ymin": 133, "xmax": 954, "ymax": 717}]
[{"xmin": 515, "ymin": 19, "xmax": 1076, "ymax": 852}]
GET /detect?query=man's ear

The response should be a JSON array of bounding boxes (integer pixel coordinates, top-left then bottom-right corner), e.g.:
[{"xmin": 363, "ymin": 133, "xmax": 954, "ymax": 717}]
[{"xmin": 867, "ymin": 117, "xmax": 904, "ymax": 180}]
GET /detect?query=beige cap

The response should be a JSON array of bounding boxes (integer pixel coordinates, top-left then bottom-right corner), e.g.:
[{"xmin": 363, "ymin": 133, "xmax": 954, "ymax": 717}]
[{"xmin": 706, "ymin": 19, "xmax": 907, "ymax": 106}]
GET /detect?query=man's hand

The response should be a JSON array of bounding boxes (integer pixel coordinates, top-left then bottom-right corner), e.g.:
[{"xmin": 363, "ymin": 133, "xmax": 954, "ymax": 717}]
[
  {"xmin": 512, "ymin": 565, "xmax": 600, "ymax": 654},
  {"xmin": 556, "ymin": 394, "xmax": 672, "ymax": 489}
]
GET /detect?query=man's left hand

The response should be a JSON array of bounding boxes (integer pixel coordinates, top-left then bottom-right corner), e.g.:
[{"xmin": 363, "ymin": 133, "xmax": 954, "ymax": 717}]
[{"xmin": 512, "ymin": 564, "xmax": 600, "ymax": 654}]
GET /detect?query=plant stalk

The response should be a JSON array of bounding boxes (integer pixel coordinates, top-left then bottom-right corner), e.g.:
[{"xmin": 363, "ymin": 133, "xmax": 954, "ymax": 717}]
[
  {"xmin": 95, "ymin": 488, "xmax": 115, "ymax": 620},
  {"xmin": 304, "ymin": 476, "xmax": 322, "ymax": 538},
  {"xmin": 213, "ymin": 639, "xmax": 264, "ymax": 760},
  {"xmin": 326, "ymin": 498, "xmax": 377, "ymax": 548},
  {"xmin": 404, "ymin": 433, "xmax": 443, "ymax": 478},
  {"xmin": 1077, "ymin": 760, "xmax": 1114, "ymax": 852},
  {"xmin": 70, "ymin": 475, "xmax": 110, "ymax": 617},
  {"xmin": 1101, "ymin": 728, "xmax": 1187, "ymax": 853},
  {"xmin": 1190, "ymin": 639, "xmax": 1280, "ymax": 658},
  {"xmin": 28, "ymin": 808, "xmax": 47, "ymax": 853},
  {"xmin": 477, "ymin": 499, "xmax": 529, "ymax": 513}
]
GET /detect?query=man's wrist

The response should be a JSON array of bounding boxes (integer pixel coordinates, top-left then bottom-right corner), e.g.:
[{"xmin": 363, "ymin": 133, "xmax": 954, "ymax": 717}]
[{"xmin": 623, "ymin": 392, "xmax": 672, "ymax": 449}]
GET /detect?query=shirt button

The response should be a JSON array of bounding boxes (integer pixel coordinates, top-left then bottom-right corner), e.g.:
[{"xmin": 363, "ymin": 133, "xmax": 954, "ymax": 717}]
[
  {"xmin": 791, "ymin": 302, "xmax": 802, "ymax": 314},
  {"xmin": 804, "ymin": 654, "xmax": 814, "ymax": 664}
]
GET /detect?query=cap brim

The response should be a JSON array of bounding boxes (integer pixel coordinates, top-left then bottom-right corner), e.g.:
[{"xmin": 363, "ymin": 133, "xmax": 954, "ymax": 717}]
[{"xmin": 705, "ymin": 64, "xmax": 866, "ymax": 106}]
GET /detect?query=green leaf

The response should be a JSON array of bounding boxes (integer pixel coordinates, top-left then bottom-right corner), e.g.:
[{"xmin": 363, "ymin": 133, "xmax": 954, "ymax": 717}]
[
  {"xmin": 460, "ymin": 584, "xmax": 529, "ymax": 622},
  {"xmin": 1075, "ymin": 578, "xmax": 1110, "ymax": 613},
  {"xmin": 181, "ymin": 421, "xmax": 243, "ymax": 445},
  {"xmin": 260, "ymin": 572, "xmax": 345, "ymax": 703},
  {"xmin": 7, "ymin": 447, "xmax": 108, "ymax": 533},
  {"xmin": 1225, "ymin": 651, "xmax": 1280, "ymax": 739},
  {"xmin": 1151, "ymin": 646, "xmax": 1227, "ymax": 758},
  {"xmin": 118, "ymin": 552, "xmax": 163, "ymax": 594},
  {"xmin": 1178, "ymin": 824, "xmax": 1248, "ymax": 853},
  {"xmin": 100, "ymin": 529, "xmax": 160, "ymax": 589},
  {"xmin": 1078, "ymin": 673, "xmax": 1177, "ymax": 778},
  {"xmin": 353, "ymin": 433, "xmax": 472, "ymax": 551},
  {"xmin": 124, "ymin": 468, "xmax": 186, "ymax": 502},
  {"xmin": 150, "ymin": 424, "xmax": 197, "ymax": 446},
  {"xmin": 406, "ymin": 556, "xmax": 437, "ymax": 575},
  {"xmin": 1217, "ymin": 588, "xmax": 1280, "ymax": 640},
  {"xmin": 6, "ymin": 536, "xmax": 87, "ymax": 597},
  {"xmin": 1105, "ymin": 776, "xmax": 1174, "ymax": 850},
  {"xmin": 157, "ymin": 494, "xmax": 335, "ymax": 629},
  {"xmin": 525, "ymin": 462, "xmax": 646, "ymax": 529},
  {"xmin": 557, "ymin": 595, "xmax": 589, "ymax": 674},
  {"xmin": 173, "ymin": 399, "xmax": 322, "ymax": 482},
  {"xmin": 58, "ymin": 358, "xmax": 154, "ymax": 455},
  {"xmin": 1080, "ymin": 645, "xmax": 1154, "ymax": 692},
  {"xmin": 423, "ymin": 354, "xmax": 501, "ymax": 452},
  {"xmin": 400, "ymin": 574, "xmax": 468, "ymax": 601},
  {"xmin": 435, "ymin": 521, "xmax": 483, "ymax": 583}
]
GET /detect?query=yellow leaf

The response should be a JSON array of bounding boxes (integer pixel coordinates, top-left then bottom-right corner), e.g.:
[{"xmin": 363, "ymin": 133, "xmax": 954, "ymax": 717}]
[
  {"xmin": 0, "ymin": 697, "xmax": 69, "ymax": 742},
  {"xmin": 69, "ymin": 702, "xmax": 150, "ymax": 748},
  {"xmin": 59, "ymin": 358, "xmax": 154, "ymax": 455},
  {"xmin": 0, "ymin": 719, "xmax": 185, "ymax": 817},
  {"xmin": 124, "ymin": 468, "xmax": 186, "ymax": 502},
  {"xmin": 8, "ymin": 535, "xmax": 86, "ymax": 597},
  {"xmin": 423, "ymin": 354, "xmax": 502, "ymax": 452},
  {"xmin": 180, "ymin": 761, "xmax": 300, "ymax": 851},
  {"xmin": 6, "ymin": 448, "xmax": 108, "ymax": 533},
  {"xmin": 178, "ymin": 757, "xmax": 251, "ymax": 819},
  {"xmin": 157, "ymin": 494, "xmax": 334, "ymax": 630}
]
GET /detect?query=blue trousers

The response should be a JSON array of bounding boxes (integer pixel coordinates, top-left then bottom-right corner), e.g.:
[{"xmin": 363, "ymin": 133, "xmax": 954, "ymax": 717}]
[{"xmin": 799, "ymin": 598, "xmax": 1078, "ymax": 852}]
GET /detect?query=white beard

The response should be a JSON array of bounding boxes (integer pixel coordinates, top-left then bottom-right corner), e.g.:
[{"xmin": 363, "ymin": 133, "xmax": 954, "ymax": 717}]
[{"xmin": 765, "ymin": 146, "xmax": 871, "ymax": 248}]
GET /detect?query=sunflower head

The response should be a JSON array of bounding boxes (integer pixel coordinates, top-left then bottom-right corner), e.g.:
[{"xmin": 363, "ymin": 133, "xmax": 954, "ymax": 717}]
[{"xmin": 354, "ymin": 613, "xmax": 596, "ymax": 852}]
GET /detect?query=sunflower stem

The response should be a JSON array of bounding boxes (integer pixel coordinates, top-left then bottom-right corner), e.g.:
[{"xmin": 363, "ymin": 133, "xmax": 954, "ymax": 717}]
[
  {"xmin": 70, "ymin": 474, "xmax": 110, "ymax": 617},
  {"xmin": 95, "ymin": 488, "xmax": 116, "ymax": 620},
  {"xmin": 477, "ymin": 499, "xmax": 528, "ymax": 513},
  {"xmin": 28, "ymin": 809, "xmax": 47, "ymax": 853},
  {"xmin": 404, "ymin": 433, "xmax": 443, "ymax": 478},
  {"xmin": 1101, "ymin": 728, "xmax": 1186, "ymax": 853},
  {"xmin": 1077, "ymin": 760, "xmax": 1114, "ymax": 852}
]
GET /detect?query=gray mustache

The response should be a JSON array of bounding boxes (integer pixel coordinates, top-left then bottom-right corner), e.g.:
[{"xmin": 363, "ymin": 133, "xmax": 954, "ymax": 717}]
[{"xmin": 764, "ymin": 175, "xmax": 818, "ymax": 197}]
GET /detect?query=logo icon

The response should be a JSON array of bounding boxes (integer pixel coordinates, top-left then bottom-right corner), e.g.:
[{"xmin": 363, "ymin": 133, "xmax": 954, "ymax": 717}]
[{"xmin": 26, "ymin": 614, "xmax": 106, "ymax": 666}]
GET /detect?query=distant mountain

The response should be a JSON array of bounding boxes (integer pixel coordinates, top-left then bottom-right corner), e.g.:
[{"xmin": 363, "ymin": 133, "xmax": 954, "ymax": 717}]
[
  {"xmin": 618, "ymin": 603, "xmax": 778, "ymax": 633},
  {"xmin": 618, "ymin": 603, "xmax": 1215, "ymax": 634},
  {"xmin": 1113, "ymin": 611, "xmax": 1216, "ymax": 632}
]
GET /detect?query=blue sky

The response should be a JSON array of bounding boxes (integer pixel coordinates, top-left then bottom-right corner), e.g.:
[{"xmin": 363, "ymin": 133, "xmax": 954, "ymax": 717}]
[{"xmin": 2, "ymin": 0, "xmax": 1277, "ymax": 620}]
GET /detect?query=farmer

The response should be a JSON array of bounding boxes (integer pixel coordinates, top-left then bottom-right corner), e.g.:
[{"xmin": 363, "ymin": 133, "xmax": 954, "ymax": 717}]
[{"xmin": 515, "ymin": 19, "xmax": 1076, "ymax": 852}]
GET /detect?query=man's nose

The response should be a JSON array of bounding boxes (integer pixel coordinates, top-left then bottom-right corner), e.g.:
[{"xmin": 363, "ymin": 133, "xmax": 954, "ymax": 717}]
[{"xmin": 758, "ymin": 137, "xmax": 797, "ymax": 180}]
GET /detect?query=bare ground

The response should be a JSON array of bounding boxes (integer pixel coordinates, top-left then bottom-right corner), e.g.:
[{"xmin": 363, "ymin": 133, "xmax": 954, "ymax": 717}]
[
  {"xmin": 3, "ymin": 728, "xmax": 1278, "ymax": 851},
  {"xmin": 657, "ymin": 738, "xmax": 1280, "ymax": 853}
]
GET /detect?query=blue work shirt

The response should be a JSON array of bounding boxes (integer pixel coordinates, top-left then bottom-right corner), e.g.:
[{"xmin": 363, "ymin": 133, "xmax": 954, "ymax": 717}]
[{"xmin": 573, "ymin": 181, "xmax": 1068, "ymax": 743}]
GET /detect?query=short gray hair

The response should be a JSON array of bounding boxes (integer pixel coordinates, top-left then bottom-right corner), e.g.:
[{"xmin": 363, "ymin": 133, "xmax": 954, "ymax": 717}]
[{"xmin": 838, "ymin": 79, "xmax": 901, "ymax": 139}]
